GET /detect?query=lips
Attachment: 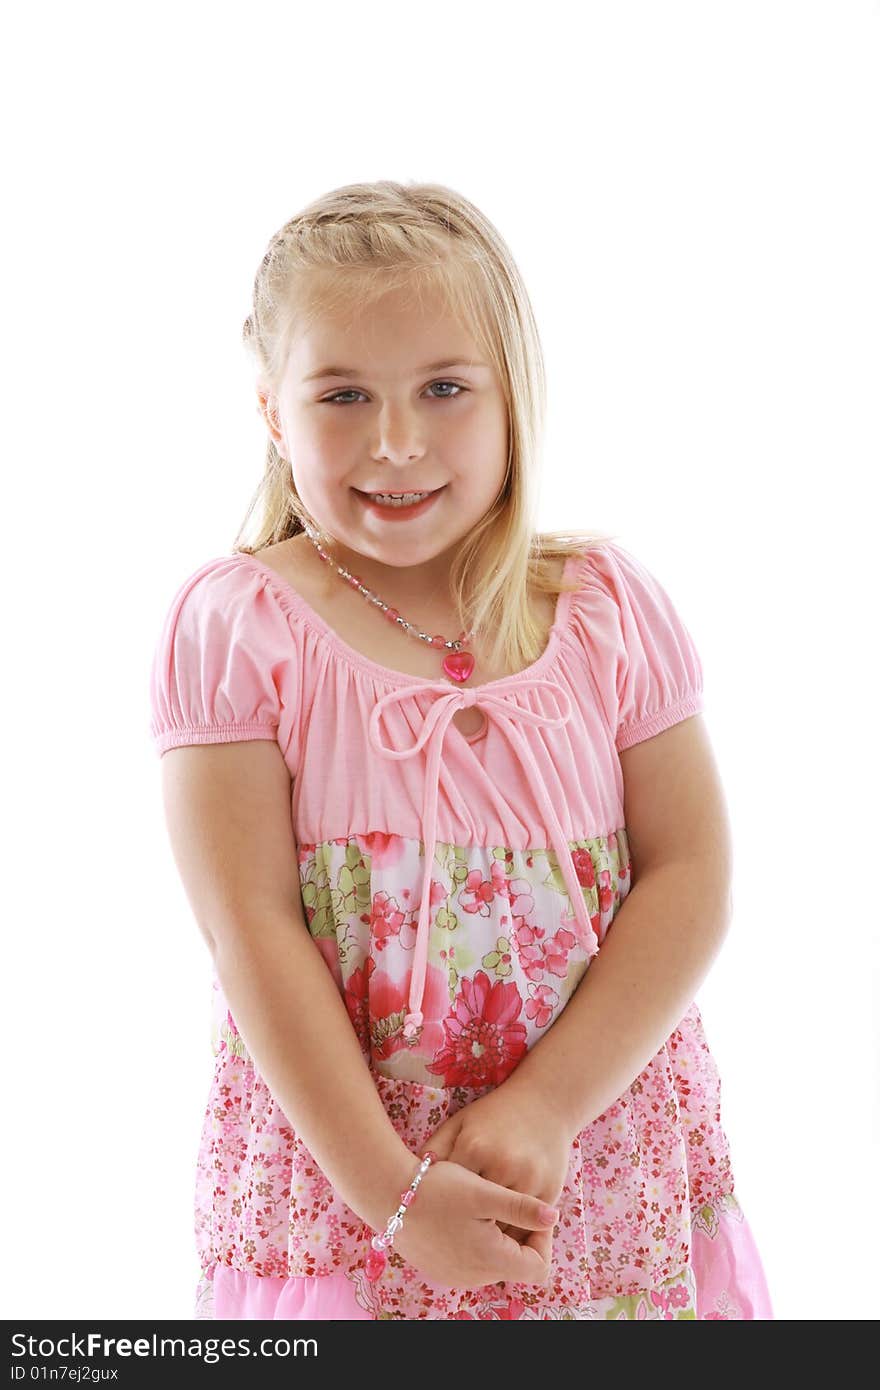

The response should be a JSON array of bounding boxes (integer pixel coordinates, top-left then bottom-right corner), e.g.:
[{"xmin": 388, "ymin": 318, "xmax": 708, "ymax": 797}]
[
  {"xmin": 354, "ymin": 487, "xmax": 441, "ymax": 497},
  {"xmin": 353, "ymin": 485, "xmax": 446, "ymax": 520}
]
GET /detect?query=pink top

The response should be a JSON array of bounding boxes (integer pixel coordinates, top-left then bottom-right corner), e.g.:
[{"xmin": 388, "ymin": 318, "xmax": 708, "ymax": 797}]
[
  {"xmin": 150, "ymin": 541, "xmax": 704, "ymax": 828},
  {"xmin": 150, "ymin": 542, "xmax": 702, "ymax": 1046},
  {"xmin": 147, "ymin": 540, "xmax": 772, "ymax": 1320}
]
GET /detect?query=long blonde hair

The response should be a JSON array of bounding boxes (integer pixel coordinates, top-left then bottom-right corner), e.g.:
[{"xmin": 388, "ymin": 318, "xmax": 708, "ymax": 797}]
[{"xmin": 235, "ymin": 179, "xmax": 618, "ymax": 672}]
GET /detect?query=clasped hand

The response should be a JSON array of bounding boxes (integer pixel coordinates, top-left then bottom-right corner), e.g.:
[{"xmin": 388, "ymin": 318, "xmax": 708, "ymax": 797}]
[{"xmin": 417, "ymin": 1081, "xmax": 572, "ymax": 1256}]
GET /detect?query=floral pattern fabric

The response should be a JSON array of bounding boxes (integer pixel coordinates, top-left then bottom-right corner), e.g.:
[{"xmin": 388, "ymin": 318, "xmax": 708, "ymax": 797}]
[{"xmin": 191, "ymin": 827, "xmax": 772, "ymax": 1319}]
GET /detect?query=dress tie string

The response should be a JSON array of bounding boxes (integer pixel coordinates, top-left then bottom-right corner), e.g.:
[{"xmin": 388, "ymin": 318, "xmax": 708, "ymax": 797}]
[{"xmin": 367, "ymin": 677, "xmax": 600, "ymax": 1046}]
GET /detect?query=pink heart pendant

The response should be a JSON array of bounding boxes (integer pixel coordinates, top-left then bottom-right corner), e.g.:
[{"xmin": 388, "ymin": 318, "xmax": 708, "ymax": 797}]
[{"xmin": 442, "ymin": 650, "xmax": 475, "ymax": 683}]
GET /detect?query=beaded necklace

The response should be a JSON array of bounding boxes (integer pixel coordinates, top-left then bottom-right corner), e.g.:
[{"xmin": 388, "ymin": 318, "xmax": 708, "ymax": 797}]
[{"xmin": 302, "ymin": 523, "xmax": 476, "ymax": 683}]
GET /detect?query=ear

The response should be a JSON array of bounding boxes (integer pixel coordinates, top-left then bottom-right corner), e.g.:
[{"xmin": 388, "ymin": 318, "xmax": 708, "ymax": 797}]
[{"xmin": 256, "ymin": 386, "xmax": 286, "ymax": 454}]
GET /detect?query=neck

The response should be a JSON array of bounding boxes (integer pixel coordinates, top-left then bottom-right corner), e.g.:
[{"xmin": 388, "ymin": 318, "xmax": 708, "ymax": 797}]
[{"xmin": 311, "ymin": 536, "xmax": 460, "ymax": 614}]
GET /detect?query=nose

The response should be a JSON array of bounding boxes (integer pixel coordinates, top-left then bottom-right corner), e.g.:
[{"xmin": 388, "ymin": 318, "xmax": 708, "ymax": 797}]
[{"xmin": 373, "ymin": 403, "xmax": 426, "ymax": 461}]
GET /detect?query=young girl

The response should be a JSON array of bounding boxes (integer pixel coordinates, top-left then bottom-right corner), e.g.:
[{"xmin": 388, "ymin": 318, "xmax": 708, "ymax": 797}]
[{"xmin": 149, "ymin": 180, "xmax": 773, "ymax": 1320}]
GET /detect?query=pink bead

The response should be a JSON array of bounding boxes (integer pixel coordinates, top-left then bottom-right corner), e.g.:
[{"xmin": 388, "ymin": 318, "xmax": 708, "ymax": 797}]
[
  {"xmin": 364, "ymin": 1246, "xmax": 387, "ymax": 1281},
  {"xmin": 384, "ymin": 607, "xmax": 400, "ymax": 623},
  {"xmin": 430, "ymin": 634, "xmax": 446, "ymax": 649},
  {"xmin": 401, "ymin": 1189, "xmax": 415, "ymax": 1206}
]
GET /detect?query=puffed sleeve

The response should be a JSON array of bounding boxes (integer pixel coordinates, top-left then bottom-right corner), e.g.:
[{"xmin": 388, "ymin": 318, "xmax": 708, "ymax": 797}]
[
  {"xmin": 573, "ymin": 540, "xmax": 705, "ymax": 752},
  {"xmin": 148, "ymin": 555, "xmax": 299, "ymax": 760}
]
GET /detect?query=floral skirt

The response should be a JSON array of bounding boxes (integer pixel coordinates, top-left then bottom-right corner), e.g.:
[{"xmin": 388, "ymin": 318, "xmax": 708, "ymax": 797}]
[{"xmin": 196, "ymin": 1193, "xmax": 773, "ymax": 1321}]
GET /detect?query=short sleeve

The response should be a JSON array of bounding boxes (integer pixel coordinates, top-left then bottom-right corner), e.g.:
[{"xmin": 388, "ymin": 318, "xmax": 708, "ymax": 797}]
[
  {"xmin": 571, "ymin": 540, "xmax": 705, "ymax": 752},
  {"xmin": 148, "ymin": 555, "xmax": 299, "ymax": 759}
]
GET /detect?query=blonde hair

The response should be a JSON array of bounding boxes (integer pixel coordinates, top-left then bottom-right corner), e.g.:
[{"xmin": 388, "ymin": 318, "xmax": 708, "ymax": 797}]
[{"xmin": 234, "ymin": 179, "xmax": 618, "ymax": 672}]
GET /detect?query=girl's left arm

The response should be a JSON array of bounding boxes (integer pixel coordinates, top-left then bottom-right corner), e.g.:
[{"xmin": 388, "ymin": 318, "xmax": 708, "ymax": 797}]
[
  {"xmin": 503, "ymin": 712, "xmax": 734, "ymax": 1139},
  {"xmin": 421, "ymin": 714, "xmax": 733, "ymax": 1246}
]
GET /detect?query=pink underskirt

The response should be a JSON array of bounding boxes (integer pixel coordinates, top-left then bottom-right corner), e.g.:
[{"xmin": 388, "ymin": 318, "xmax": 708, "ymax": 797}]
[{"xmin": 206, "ymin": 1204, "xmax": 773, "ymax": 1321}]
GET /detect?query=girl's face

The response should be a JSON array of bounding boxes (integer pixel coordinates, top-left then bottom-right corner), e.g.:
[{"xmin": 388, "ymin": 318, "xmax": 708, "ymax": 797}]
[{"xmin": 259, "ymin": 285, "xmax": 510, "ymax": 598}]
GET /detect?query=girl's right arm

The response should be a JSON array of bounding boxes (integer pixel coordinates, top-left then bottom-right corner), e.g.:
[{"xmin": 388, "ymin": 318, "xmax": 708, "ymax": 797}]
[
  {"xmin": 159, "ymin": 736, "xmax": 418, "ymax": 1232},
  {"xmin": 159, "ymin": 737, "xmax": 556, "ymax": 1290}
]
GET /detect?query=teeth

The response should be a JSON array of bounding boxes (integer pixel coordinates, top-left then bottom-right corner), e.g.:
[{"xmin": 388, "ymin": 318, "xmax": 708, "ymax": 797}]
[{"xmin": 367, "ymin": 491, "xmax": 431, "ymax": 507}]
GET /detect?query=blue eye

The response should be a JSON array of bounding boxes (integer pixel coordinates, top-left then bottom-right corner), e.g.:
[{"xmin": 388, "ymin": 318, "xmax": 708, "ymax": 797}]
[{"xmin": 321, "ymin": 381, "xmax": 467, "ymax": 405}]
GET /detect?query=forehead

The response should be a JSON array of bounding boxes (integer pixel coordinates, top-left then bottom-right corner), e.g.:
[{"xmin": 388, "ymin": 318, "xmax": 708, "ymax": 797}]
[{"xmin": 288, "ymin": 283, "xmax": 487, "ymax": 380}]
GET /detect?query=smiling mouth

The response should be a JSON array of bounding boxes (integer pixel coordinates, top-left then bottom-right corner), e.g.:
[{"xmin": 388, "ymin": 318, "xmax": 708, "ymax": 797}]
[{"xmin": 353, "ymin": 487, "xmax": 444, "ymax": 496}]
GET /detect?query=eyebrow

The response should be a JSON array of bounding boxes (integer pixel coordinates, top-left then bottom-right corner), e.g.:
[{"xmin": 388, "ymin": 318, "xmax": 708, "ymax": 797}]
[{"xmin": 302, "ymin": 359, "xmax": 489, "ymax": 383}]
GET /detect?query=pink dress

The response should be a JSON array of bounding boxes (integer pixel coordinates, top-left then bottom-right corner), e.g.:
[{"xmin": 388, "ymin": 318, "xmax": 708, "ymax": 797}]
[{"xmin": 148, "ymin": 539, "xmax": 773, "ymax": 1321}]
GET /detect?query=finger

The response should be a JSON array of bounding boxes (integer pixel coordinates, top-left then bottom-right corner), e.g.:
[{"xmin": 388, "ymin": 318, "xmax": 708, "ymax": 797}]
[
  {"xmin": 506, "ymin": 1230, "xmax": 554, "ymax": 1285},
  {"xmin": 421, "ymin": 1136, "xmax": 452, "ymax": 1162},
  {"xmin": 418, "ymin": 1125, "xmax": 457, "ymax": 1164},
  {"xmin": 487, "ymin": 1182, "xmax": 559, "ymax": 1233},
  {"xmin": 522, "ymin": 1227, "xmax": 553, "ymax": 1262},
  {"xmin": 487, "ymin": 1219, "xmax": 554, "ymax": 1281}
]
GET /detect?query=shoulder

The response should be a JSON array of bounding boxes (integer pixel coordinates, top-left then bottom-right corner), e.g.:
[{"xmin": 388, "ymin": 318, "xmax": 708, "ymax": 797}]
[
  {"xmin": 572, "ymin": 538, "xmax": 696, "ymax": 634},
  {"xmin": 156, "ymin": 549, "xmax": 304, "ymax": 636},
  {"xmin": 573, "ymin": 537, "xmax": 642, "ymax": 592},
  {"xmin": 150, "ymin": 549, "xmax": 303, "ymax": 698},
  {"xmin": 157, "ymin": 550, "xmax": 264, "ymax": 615},
  {"xmin": 149, "ymin": 551, "xmax": 301, "ymax": 760},
  {"xmin": 564, "ymin": 537, "xmax": 705, "ymax": 750}
]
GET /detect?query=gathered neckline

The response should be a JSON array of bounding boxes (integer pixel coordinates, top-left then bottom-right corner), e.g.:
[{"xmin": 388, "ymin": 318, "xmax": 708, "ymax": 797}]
[{"xmin": 225, "ymin": 547, "xmax": 586, "ymax": 695}]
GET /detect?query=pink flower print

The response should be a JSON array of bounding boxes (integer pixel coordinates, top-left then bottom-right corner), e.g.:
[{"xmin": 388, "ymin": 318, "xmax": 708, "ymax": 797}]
[
  {"xmin": 495, "ymin": 1297, "xmax": 526, "ymax": 1319},
  {"xmin": 488, "ymin": 855, "xmax": 515, "ymax": 902},
  {"xmin": 369, "ymin": 964, "xmax": 448, "ymax": 1061},
  {"xmin": 597, "ymin": 869, "xmax": 615, "ymax": 915},
  {"xmin": 542, "ymin": 927, "xmax": 576, "ymax": 978},
  {"xmin": 649, "ymin": 1286, "xmax": 684, "ymax": 1318},
  {"xmin": 519, "ymin": 945, "xmax": 545, "ymax": 982},
  {"xmin": 513, "ymin": 918, "xmax": 545, "ymax": 951},
  {"xmin": 459, "ymin": 867, "xmax": 498, "ymax": 918},
  {"xmin": 524, "ymin": 981, "xmax": 559, "ymax": 1028},
  {"xmin": 513, "ymin": 919, "xmax": 548, "ymax": 981},
  {"xmin": 427, "ymin": 970, "xmax": 528, "ymax": 1086},
  {"xmin": 355, "ymin": 831, "xmax": 406, "ymax": 869},
  {"xmin": 370, "ymin": 890, "xmax": 407, "ymax": 951},
  {"xmin": 704, "ymin": 1311, "xmax": 729, "ymax": 1320},
  {"xmin": 508, "ymin": 883, "xmax": 537, "ymax": 932},
  {"xmin": 395, "ymin": 877, "xmax": 446, "ymax": 953},
  {"xmin": 396, "ymin": 917, "xmax": 418, "ymax": 952},
  {"xmin": 571, "ymin": 846, "xmax": 596, "ymax": 889}
]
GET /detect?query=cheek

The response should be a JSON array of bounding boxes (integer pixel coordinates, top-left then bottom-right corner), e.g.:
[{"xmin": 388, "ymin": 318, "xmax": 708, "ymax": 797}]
[{"xmin": 289, "ymin": 451, "xmax": 350, "ymax": 506}]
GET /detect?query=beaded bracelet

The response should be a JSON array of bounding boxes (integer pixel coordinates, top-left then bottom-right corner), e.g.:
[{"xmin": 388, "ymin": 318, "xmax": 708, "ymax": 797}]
[{"xmin": 364, "ymin": 1150, "xmax": 439, "ymax": 1281}]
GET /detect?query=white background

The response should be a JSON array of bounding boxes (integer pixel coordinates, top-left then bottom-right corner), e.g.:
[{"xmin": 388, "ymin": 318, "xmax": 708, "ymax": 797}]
[{"xmin": 3, "ymin": 0, "xmax": 878, "ymax": 1322}]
